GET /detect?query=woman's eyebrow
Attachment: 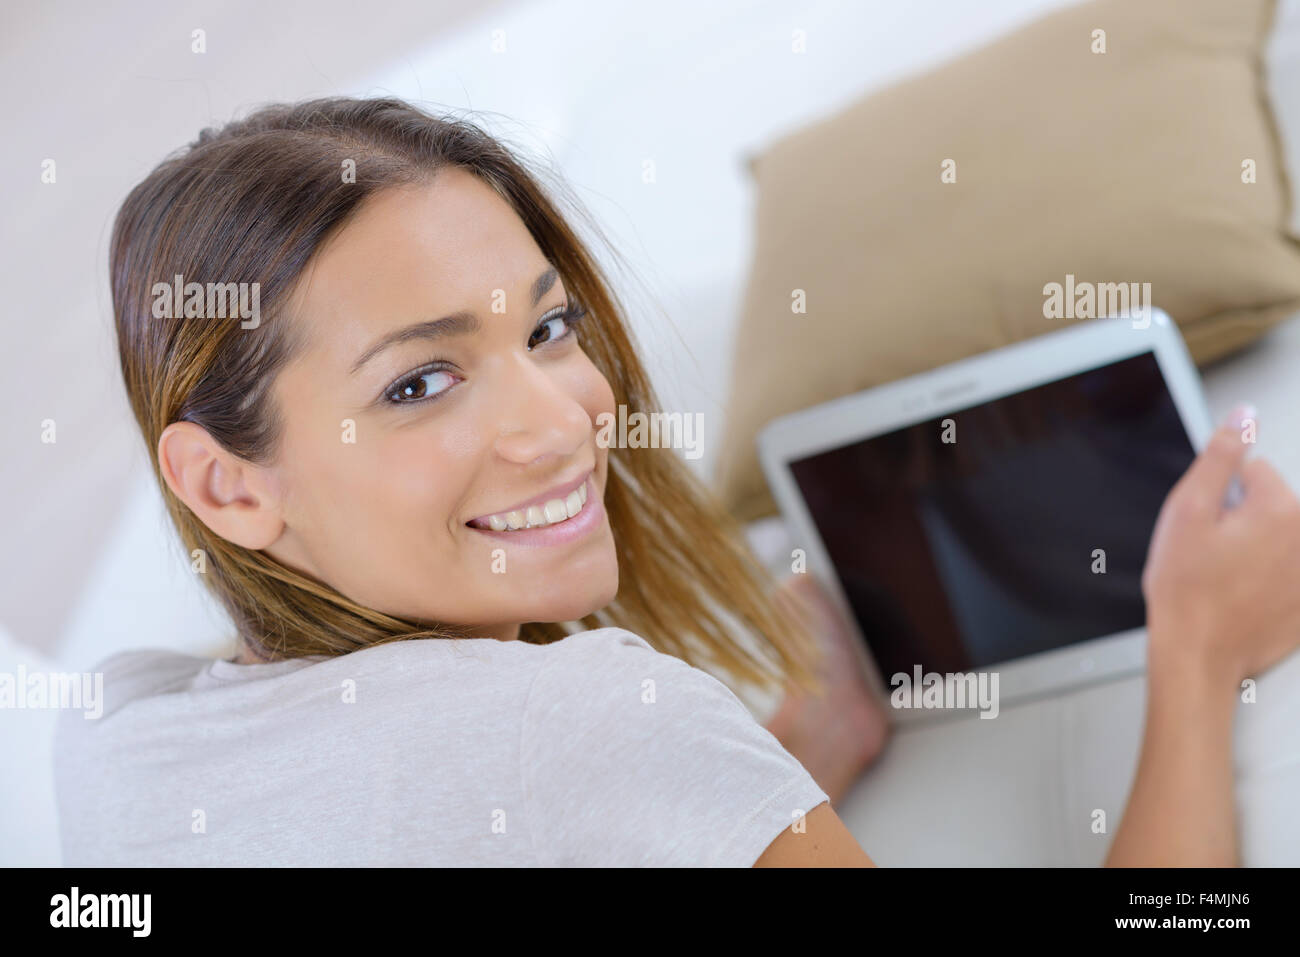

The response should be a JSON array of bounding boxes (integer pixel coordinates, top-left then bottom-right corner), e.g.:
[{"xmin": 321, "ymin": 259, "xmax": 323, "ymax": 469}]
[{"xmin": 350, "ymin": 266, "xmax": 559, "ymax": 375}]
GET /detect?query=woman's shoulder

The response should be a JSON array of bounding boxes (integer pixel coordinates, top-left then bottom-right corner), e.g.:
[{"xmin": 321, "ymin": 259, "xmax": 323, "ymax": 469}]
[
  {"xmin": 526, "ymin": 625, "xmax": 750, "ymax": 721},
  {"xmin": 536, "ymin": 626, "xmax": 709, "ymax": 681},
  {"xmin": 56, "ymin": 629, "xmax": 689, "ymax": 741},
  {"xmin": 82, "ymin": 647, "xmax": 215, "ymax": 711},
  {"xmin": 519, "ymin": 626, "xmax": 828, "ymax": 866},
  {"xmin": 50, "ymin": 647, "xmax": 215, "ymax": 759},
  {"xmin": 544, "ymin": 625, "xmax": 656, "ymax": 657}
]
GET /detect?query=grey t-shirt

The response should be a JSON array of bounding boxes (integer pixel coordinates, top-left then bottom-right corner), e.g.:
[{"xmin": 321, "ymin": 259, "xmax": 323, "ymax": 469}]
[{"xmin": 53, "ymin": 626, "xmax": 828, "ymax": 866}]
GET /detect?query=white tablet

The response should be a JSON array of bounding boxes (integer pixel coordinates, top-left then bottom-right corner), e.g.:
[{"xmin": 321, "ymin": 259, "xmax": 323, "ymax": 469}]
[{"xmin": 758, "ymin": 310, "xmax": 1213, "ymax": 725}]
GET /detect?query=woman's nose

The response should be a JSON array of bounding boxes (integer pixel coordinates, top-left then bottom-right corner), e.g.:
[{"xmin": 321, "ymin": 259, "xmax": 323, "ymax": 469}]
[{"xmin": 491, "ymin": 356, "xmax": 591, "ymax": 465}]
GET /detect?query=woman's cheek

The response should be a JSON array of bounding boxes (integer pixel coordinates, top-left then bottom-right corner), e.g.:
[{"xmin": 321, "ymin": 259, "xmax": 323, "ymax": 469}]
[
  {"xmin": 435, "ymin": 418, "xmax": 490, "ymax": 459},
  {"xmin": 374, "ymin": 420, "xmax": 480, "ymax": 512},
  {"xmin": 578, "ymin": 359, "xmax": 618, "ymax": 423}
]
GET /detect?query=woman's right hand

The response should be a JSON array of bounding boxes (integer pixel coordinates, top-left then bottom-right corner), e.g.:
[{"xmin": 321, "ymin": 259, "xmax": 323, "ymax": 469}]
[
  {"xmin": 1141, "ymin": 404, "xmax": 1300, "ymax": 686},
  {"xmin": 1106, "ymin": 404, "xmax": 1300, "ymax": 866}
]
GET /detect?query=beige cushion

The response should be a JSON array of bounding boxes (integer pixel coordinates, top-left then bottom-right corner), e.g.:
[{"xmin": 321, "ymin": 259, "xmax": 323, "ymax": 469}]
[{"xmin": 713, "ymin": 0, "xmax": 1300, "ymax": 523}]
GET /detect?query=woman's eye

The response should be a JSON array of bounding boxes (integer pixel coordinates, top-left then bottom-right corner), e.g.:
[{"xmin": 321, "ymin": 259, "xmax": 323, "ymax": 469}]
[
  {"xmin": 529, "ymin": 316, "xmax": 570, "ymax": 349},
  {"xmin": 528, "ymin": 304, "xmax": 587, "ymax": 350},
  {"xmin": 388, "ymin": 368, "xmax": 457, "ymax": 404},
  {"xmin": 384, "ymin": 304, "xmax": 587, "ymax": 406}
]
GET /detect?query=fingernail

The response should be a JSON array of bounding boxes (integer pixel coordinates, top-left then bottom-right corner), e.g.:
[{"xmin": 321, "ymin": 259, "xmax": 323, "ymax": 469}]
[{"xmin": 1228, "ymin": 402, "xmax": 1256, "ymax": 431}]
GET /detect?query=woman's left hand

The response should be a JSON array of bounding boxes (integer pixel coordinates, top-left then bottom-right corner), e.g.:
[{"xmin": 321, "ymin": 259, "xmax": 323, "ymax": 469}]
[{"xmin": 764, "ymin": 573, "xmax": 891, "ymax": 806}]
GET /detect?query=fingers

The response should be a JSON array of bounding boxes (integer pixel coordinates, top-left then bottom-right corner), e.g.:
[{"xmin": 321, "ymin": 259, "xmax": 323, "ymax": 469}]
[{"xmin": 1170, "ymin": 404, "xmax": 1256, "ymax": 517}]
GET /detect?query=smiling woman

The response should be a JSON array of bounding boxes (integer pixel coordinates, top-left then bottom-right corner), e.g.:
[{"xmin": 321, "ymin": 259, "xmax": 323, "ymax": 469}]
[
  {"xmin": 54, "ymin": 95, "xmax": 881, "ymax": 867},
  {"xmin": 163, "ymin": 171, "xmax": 629, "ymax": 644},
  {"xmin": 105, "ymin": 98, "xmax": 820, "ymax": 673}
]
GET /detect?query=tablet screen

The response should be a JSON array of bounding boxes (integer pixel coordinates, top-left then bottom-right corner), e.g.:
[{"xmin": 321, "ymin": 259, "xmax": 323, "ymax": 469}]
[{"xmin": 788, "ymin": 350, "xmax": 1196, "ymax": 676}]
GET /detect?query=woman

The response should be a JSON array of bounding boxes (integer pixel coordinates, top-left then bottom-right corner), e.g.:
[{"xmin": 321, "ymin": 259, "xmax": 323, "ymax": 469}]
[{"xmin": 55, "ymin": 96, "xmax": 1300, "ymax": 867}]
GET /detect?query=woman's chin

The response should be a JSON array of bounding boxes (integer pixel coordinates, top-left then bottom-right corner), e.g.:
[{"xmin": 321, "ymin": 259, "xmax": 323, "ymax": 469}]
[{"xmin": 529, "ymin": 581, "xmax": 619, "ymax": 625}]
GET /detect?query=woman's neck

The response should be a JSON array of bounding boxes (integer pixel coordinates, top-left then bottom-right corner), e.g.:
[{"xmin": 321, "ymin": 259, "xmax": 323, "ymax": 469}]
[{"xmin": 230, "ymin": 641, "xmax": 270, "ymax": 664}]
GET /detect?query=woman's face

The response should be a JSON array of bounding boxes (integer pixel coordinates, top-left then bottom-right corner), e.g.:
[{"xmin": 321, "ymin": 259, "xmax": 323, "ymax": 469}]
[{"xmin": 258, "ymin": 169, "xmax": 619, "ymax": 639}]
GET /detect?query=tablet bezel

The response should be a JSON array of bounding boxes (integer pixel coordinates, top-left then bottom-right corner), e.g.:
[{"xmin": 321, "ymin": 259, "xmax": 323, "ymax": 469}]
[{"xmin": 758, "ymin": 310, "xmax": 1213, "ymax": 726}]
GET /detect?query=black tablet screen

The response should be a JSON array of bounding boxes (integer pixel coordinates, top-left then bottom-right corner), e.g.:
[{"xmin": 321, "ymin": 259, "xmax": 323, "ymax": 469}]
[{"xmin": 788, "ymin": 350, "xmax": 1196, "ymax": 677}]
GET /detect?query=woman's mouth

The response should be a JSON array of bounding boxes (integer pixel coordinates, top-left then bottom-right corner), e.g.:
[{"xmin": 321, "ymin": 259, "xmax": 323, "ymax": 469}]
[
  {"xmin": 465, "ymin": 472, "xmax": 604, "ymax": 547},
  {"xmin": 469, "ymin": 479, "xmax": 588, "ymax": 531}
]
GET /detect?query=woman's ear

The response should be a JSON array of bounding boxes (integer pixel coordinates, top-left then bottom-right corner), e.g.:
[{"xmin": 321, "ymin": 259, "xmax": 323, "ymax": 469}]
[{"xmin": 157, "ymin": 421, "xmax": 286, "ymax": 551}]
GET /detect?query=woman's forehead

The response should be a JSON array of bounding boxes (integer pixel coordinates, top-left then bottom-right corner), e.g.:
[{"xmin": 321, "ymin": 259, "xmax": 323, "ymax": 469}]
[
  {"xmin": 286, "ymin": 176, "xmax": 556, "ymax": 362},
  {"xmin": 316, "ymin": 175, "xmax": 534, "ymax": 291}
]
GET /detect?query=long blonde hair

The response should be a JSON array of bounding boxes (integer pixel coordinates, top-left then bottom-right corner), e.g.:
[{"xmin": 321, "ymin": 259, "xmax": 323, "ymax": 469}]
[{"xmin": 109, "ymin": 96, "xmax": 823, "ymax": 700}]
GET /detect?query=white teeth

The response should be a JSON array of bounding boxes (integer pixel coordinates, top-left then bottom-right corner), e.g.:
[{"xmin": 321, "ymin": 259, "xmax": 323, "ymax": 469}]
[{"xmin": 476, "ymin": 480, "xmax": 590, "ymax": 531}]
